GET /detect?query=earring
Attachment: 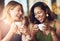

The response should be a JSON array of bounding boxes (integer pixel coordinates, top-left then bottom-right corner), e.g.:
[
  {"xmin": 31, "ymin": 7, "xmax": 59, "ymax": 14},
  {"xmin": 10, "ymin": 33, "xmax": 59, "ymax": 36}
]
[{"xmin": 46, "ymin": 14, "xmax": 48, "ymax": 17}]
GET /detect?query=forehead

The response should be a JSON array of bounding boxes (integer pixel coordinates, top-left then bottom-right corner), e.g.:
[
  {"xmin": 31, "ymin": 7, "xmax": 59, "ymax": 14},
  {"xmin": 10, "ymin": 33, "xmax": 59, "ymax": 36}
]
[
  {"xmin": 10, "ymin": 5, "xmax": 21, "ymax": 10},
  {"xmin": 14, "ymin": 5, "xmax": 21, "ymax": 9},
  {"xmin": 34, "ymin": 6, "xmax": 42, "ymax": 12}
]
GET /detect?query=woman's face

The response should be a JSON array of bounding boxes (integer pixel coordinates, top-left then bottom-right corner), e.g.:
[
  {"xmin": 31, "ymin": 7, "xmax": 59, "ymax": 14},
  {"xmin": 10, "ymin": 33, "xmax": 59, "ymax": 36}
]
[
  {"xmin": 9, "ymin": 5, "xmax": 23, "ymax": 21},
  {"xmin": 34, "ymin": 6, "xmax": 46, "ymax": 23}
]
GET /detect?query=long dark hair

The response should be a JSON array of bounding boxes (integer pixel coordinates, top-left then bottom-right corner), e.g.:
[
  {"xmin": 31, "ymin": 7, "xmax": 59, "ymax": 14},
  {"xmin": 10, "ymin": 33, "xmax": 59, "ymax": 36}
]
[{"xmin": 29, "ymin": 2, "xmax": 57, "ymax": 24}]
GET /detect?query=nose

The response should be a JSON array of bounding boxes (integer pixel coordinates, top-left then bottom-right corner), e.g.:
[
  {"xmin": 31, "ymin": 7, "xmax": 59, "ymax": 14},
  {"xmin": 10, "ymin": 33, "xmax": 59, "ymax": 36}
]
[
  {"xmin": 35, "ymin": 14, "xmax": 40, "ymax": 18},
  {"xmin": 19, "ymin": 10, "xmax": 23, "ymax": 15},
  {"xmin": 17, "ymin": 11, "xmax": 23, "ymax": 17},
  {"xmin": 38, "ymin": 13, "xmax": 43, "ymax": 18}
]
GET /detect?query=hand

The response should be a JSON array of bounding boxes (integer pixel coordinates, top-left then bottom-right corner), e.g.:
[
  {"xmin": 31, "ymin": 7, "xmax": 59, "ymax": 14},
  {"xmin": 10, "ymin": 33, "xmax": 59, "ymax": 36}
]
[
  {"xmin": 9, "ymin": 23, "xmax": 18, "ymax": 34},
  {"xmin": 42, "ymin": 25, "xmax": 52, "ymax": 31},
  {"xmin": 32, "ymin": 24, "xmax": 39, "ymax": 34},
  {"xmin": 42, "ymin": 24, "xmax": 55, "ymax": 35}
]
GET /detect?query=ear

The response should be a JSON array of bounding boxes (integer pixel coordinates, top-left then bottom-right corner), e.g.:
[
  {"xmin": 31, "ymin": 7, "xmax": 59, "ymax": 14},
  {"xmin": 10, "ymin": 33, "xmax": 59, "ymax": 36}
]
[
  {"xmin": 7, "ymin": 8, "xmax": 14, "ymax": 17},
  {"xmin": 8, "ymin": 9, "xmax": 12, "ymax": 14}
]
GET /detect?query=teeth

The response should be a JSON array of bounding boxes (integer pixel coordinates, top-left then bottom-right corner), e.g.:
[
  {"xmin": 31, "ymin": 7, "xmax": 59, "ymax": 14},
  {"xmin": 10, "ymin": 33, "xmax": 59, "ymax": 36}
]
[
  {"xmin": 39, "ymin": 18, "xmax": 41, "ymax": 20},
  {"xmin": 39, "ymin": 18, "xmax": 43, "ymax": 22}
]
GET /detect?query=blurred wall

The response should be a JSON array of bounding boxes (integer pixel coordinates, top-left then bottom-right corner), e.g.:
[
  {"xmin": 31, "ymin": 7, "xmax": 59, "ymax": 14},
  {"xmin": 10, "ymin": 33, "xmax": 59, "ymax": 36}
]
[
  {"xmin": 29, "ymin": 0, "xmax": 52, "ymax": 11},
  {"xmin": 1, "ymin": 0, "xmax": 60, "ymax": 20}
]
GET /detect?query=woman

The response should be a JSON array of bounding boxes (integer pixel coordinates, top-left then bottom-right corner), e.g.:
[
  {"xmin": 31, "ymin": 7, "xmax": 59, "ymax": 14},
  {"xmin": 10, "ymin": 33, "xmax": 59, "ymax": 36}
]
[
  {"xmin": 0, "ymin": 1, "xmax": 24, "ymax": 41},
  {"xmin": 29, "ymin": 2, "xmax": 60, "ymax": 41}
]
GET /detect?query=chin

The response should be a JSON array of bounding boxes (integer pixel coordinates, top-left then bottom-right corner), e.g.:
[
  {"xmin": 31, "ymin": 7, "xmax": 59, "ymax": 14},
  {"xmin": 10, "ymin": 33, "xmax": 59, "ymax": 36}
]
[
  {"xmin": 39, "ymin": 19, "xmax": 44, "ymax": 23},
  {"xmin": 40, "ymin": 21, "xmax": 42, "ymax": 22}
]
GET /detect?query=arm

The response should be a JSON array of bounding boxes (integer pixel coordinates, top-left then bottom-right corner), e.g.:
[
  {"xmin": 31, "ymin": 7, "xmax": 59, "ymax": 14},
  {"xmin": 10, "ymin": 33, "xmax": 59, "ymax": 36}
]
[
  {"xmin": 42, "ymin": 22, "xmax": 59, "ymax": 41},
  {"xmin": 2, "ymin": 23, "xmax": 18, "ymax": 41},
  {"xmin": 50, "ymin": 20, "xmax": 60, "ymax": 41},
  {"xmin": 0, "ymin": 29, "xmax": 11, "ymax": 41},
  {"xmin": 2, "ymin": 30, "xmax": 14, "ymax": 41},
  {"xmin": 51, "ymin": 30, "xmax": 59, "ymax": 41},
  {"xmin": 56, "ymin": 20, "xmax": 60, "ymax": 36}
]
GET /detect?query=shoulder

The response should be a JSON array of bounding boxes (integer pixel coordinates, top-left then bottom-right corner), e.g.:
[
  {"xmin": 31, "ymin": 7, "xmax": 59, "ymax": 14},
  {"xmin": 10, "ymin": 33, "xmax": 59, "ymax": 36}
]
[
  {"xmin": 55, "ymin": 20, "xmax": 60, "ymax": 36},
  {"xmin": 50, "ymin": 20, "xmax": 60, "ymax": 29},
  {"xmin": 0, "ymin": 20, "xmax": 4, "ymax": 27},
  {"xmin": 56, "ymin": 20, "xmax": 60, "ymax": 23},
  {"xmin": 55, "ymin": 20, "xmax": 60, "ymax": 27},
  {"xmin": 0, "ymin": 20, "xmax": 6, "ymax": 32},
  {"xmin": 54, "ymin": 20, "xmax": 60, "ymax": 32}
]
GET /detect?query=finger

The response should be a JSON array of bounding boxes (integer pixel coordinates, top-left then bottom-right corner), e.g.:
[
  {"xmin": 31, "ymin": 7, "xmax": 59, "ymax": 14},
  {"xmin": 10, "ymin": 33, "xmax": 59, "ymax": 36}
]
[{"xmin": 42, "ymin": 26, "xmax": 48, "ymax": 30}]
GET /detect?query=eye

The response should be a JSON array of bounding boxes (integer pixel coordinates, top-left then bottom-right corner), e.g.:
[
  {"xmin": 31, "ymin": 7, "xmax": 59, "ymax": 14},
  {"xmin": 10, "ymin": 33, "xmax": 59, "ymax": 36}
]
[
  {"xmin": 35, "ymin": 11, "xmax": 40, "ymax": 15},
  {"xmin": 35, "ymin": 11, "xmax": 41, "ymax": 15},
  {"xmin": 37, "ymin": 11, "xmax": 41, "ymax": 14}
]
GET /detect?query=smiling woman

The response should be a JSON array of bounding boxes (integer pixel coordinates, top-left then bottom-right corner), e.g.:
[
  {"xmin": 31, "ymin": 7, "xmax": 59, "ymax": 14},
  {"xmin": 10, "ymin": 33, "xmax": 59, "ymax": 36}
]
[
  {"xmin": 0, "ymin": 1, "xmax": 24, "ymax": 41},
  {"xmin": 29, "ymin": 2, "xmax": 60, "ymax": 41}
]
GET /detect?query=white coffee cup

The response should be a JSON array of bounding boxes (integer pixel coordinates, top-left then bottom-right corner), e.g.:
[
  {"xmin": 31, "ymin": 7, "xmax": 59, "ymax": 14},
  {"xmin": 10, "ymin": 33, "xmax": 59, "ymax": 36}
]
[
  {"xmin": 14, "ymin": 22, "xmax": 23, "ymax": 28},
  {"xmin": 37, "ymin": 24, "xmax": 45, "ymax": 30}
]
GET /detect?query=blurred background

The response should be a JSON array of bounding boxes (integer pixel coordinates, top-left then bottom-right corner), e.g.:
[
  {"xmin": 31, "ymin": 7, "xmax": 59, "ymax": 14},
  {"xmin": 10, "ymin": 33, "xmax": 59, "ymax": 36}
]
[{"xmin": 0, "ymin": 0, "xmax": 60, "ymax": 20}]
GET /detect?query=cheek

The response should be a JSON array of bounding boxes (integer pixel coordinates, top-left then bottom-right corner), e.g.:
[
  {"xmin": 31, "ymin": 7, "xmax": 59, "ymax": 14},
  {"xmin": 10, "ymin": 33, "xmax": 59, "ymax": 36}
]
[
  {"xmin": 35, "ymin": 15, "xmax": 38, "ymax": 18},
  {"xmin": 11, "ymin": 13, "xmax": 17, "ymax": 18},
  {"xmin": 40, "ymin": 12, "xmax": 46, "ymax": 17},
  {"xmin": 35, "ymin": 15, "xmax": 39, "ymax": 20},
  {"xmin": 10, "ymin": 12, "xmax": 15, "ymax": 17},
  {"xmin": 42, "ymin": 14, "xmax": 46, "ymax": 21},
  {"xmin": 14, "ymin": 12, "xmax": 18, "ymax": 16},
  {"xmin": 43, "ymin": 13, "xmax": 46, "ymax": 18},
  {"xmin": 13, "ymin": 10, "xmax": 18, "ymax": 16},
  {"xmin": 35, "ymin": 13, "xmax": 43, "ymax": 19}
]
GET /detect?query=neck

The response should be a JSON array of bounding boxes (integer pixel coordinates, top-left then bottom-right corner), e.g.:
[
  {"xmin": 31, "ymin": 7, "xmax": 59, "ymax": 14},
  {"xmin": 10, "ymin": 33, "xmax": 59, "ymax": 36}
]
[
  {"xmin": 4, "ymin": 18, "xmax": 14, "ymax": 24},
  {"xmin": 40, "ymin": 18, "xmax": 50, "ymax": 26}
]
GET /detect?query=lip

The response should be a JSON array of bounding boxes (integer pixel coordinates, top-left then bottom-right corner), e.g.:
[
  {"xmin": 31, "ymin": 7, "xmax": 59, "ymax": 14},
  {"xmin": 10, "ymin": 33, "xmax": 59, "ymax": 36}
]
[
  {"xmin": 39, "ymin": 17, "xmax": 42, "ymax": 21},
  {"xmin": 16, "ymin": 16, "xmax": 20, "ymax": 19},
  {"xmin": 16, "ymin": 15, "xmax": 20, "ymax": 17},
  {"xmin": 16, "ymin": 15, "xmax": 22, "ymax": 18},
  {"xmin": 39, "ymin": 18, "xmax": 43, "ymax": 22}
]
